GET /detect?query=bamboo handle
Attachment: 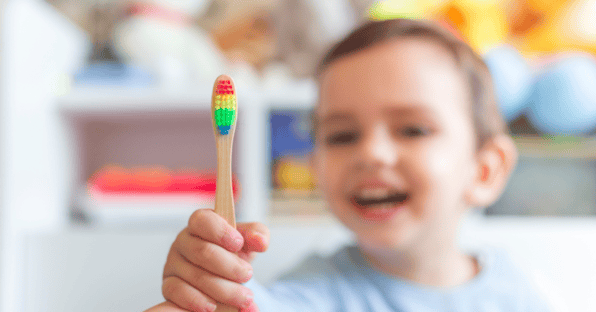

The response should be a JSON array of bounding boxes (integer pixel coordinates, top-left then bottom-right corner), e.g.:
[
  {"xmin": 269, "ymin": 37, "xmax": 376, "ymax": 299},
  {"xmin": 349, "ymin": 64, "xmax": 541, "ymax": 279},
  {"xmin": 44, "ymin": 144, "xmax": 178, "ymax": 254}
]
[
  {"xmin": 215, "ymin": 303, "xmax": 238, "ymax": 312},
  {"xmin": 213, "ymin": 135, "xmax": 238, "ymax": 312},
  {"xmin": 214, "ymin": 135, "xmax": 238, "ymax": 312},
  {"xmin": 213, "ymin": 134, "xmax": 236, "ymax": 227}
]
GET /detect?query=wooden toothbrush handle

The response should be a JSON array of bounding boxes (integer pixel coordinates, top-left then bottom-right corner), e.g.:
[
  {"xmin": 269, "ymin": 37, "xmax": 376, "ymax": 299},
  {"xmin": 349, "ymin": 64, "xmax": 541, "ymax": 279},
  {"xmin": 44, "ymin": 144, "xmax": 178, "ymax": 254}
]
[
  {"xmin": 213, "ymin": 133, "xmax": 239, "ymax": 312},
  {"xmin": 213, "ymin": 135, "xmax": 236, "ymax": 227},
  {"xmin": 215, "ymin": 304, "xmax": 238, "ymax": 312}
]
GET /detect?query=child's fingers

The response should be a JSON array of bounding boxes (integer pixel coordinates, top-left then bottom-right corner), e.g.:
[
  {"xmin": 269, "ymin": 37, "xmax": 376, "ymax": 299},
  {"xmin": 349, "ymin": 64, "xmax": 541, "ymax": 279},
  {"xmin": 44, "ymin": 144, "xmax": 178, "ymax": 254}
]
[
  {"xmin": 237, "ymin": 251, "xmax": 258, "ymax": 263},
  {"xmin": 162, "ymin": 276, "xmax": 218, "ymax": 312},
  {"xmin": 165, "ymin": 251, "xmax": 255, "ymax": 310},
  {"xmin": 173, "ymin": 231, "xmax": 253, "ymax": 283},
  {"xmin": 187, "ymin": 209, "xmax": 244, "ymax": 252},
  {"xmin": 236, "ymin": 222, "xmax": 270, "ymax": 253}
]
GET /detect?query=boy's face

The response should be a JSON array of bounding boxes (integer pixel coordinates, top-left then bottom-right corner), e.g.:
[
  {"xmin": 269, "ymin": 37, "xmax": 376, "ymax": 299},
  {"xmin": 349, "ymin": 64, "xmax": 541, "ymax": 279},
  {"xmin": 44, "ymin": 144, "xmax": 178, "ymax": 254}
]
[{"xmin": 314, "ymin": 38, "xmax": 478, "ymax": 251}]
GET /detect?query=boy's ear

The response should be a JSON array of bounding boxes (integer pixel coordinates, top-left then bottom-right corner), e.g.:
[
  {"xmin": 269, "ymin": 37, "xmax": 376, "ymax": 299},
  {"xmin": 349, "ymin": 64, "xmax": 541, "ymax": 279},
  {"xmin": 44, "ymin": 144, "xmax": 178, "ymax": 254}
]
[{"xmin": 465, "ymin": 134, "xmax": 518, "ymax": 207}]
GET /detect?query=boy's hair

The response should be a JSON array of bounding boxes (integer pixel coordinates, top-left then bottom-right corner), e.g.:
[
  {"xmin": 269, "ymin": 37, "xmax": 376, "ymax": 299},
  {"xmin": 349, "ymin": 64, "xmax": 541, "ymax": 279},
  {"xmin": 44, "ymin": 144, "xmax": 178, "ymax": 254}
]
[{"xmin": 315, "ymin": 18, "xmax": 508, "ymax": 149}]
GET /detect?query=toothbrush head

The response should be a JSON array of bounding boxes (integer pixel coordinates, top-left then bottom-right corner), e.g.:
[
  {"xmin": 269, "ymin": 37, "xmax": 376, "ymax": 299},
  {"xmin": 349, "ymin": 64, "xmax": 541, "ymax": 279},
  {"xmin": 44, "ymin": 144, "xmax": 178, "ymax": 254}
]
[{"xmin": 212, "ymin": 75, "xmax": 237, "ymax": 136}]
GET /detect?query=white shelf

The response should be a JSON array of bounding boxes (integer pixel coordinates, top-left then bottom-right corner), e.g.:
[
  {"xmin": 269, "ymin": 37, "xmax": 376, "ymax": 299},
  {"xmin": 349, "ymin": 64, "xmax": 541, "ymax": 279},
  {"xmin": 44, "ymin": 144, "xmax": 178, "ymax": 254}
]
[
  {"xmin": 58, "ymin": 86, "xmax": 209, "ymax": 112},
  {"xmin": 57, "ymin": 84, "xmax": 259, "ymax": 114},
  {"xmin": 50, "ymin": 80, "xmax": 321, "ymax": 229},
  {"xmin": 262, "ymin": 79, "xmax": 318, "ymax": 110}
]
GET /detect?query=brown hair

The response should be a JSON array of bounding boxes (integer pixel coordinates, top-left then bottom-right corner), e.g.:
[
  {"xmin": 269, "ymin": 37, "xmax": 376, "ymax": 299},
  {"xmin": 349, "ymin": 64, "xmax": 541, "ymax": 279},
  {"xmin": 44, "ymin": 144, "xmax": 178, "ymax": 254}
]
[{"xmin": 315, "ymin": 18, "xmax": 508, "ymax": 149}]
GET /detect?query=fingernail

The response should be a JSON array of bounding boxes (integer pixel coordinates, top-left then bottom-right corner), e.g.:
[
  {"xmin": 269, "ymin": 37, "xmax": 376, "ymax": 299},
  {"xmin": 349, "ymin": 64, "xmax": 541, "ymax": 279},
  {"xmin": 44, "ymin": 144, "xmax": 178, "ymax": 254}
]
[
  {"xmin": 224, "ymin": 229, "xmax": 243, "ymax": 250},
  {"xmin": 234, "ymin": 236, "xmax": 243, "ymax": 248},
  {"xmin": 252, "ymin": 232, "xmax": 267, "ymax": 245},
  {"xmin": 246, "ymin": 269, "xmax": 253, "ymax": 280},
  {"xmin": 242, "ymin": 290, "xmax": 254, "ymax": 308},
  {"xmin": 205, "ymin": 302, "xmax": 217, "ymax": 312}
]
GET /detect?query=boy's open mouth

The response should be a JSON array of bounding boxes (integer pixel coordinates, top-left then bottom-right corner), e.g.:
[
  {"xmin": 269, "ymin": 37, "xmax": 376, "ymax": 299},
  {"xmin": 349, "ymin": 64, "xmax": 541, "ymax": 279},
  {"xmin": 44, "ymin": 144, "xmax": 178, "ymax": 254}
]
[
  {"xmin": 351, "ymin": 189, "xmax": 409, "ymax": 209},
  {"xmin": 350, "ymin": 188, "xmax": 409, "ymax": 221}
]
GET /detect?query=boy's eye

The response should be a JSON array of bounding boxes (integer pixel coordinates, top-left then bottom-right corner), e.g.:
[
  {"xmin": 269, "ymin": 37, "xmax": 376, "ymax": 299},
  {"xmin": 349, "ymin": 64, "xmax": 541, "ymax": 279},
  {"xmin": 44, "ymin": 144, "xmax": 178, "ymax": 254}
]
[
  {"xmin": 325, "ymin": 132, "xmax": 359, "ymax": 145},
  {"xmin": 401, "ymin": 126, "xmax": 431, "ymax": 137}
]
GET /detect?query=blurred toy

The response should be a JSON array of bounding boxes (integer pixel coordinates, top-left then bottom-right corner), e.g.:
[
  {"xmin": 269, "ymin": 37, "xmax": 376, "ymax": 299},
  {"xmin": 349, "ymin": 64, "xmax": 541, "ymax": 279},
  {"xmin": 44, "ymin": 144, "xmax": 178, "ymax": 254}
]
[
  {"xmin": 527, "ymin": 54, "xmax": 596, "ymax": 135},
  {"xmin": 74, "ymin": 3, "xmax": 155, "ymax": 87},
  {"xmin": 508, "ymin": 0, "xmax": 596, "ymax": 58},
  {"xmin": 199, "ymin": 0, "xmax": 375, "ymax": 80},
  {"xmin": 199, "ymin": 0, "xmax": 278, "ymax": 71},
  {"xmin": 483, "ymin": 45, "xmax": 534, "ymax": 122},
  {"xmin": 196, "ymin": 0, "xmax": 281, "ymax": 88},
  {"xmin": 113, "ymin": 0, "xmax": 227, "ymax": 87},
  {"xmin": 273, "ymin": 156, "xmax": 316, "ymax": 191},
  {"xmin": 273, "ymin": 0, "xmax": 375, "ymax": 78},
  {"xmin": 365, "ymin": 0, "xmax": 507, "ymax": 53},
  {"xmin": 434, "ymin": 0, "xmax": 509, "ymax": 54},
  {"xmin": 367, "ymin": 0, "xmax": 446, "ymax": 20},
  {"xmin": 270, "ymin": 110, "xmax": 316, "ymax": 192}
]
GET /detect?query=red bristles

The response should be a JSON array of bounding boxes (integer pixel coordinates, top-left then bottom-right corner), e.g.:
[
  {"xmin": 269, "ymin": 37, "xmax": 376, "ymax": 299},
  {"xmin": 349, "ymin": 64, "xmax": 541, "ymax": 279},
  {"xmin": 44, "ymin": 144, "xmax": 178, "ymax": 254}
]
[{"xmin": 215, "ymin": 80, "xmax": 233, "ymax": 94}]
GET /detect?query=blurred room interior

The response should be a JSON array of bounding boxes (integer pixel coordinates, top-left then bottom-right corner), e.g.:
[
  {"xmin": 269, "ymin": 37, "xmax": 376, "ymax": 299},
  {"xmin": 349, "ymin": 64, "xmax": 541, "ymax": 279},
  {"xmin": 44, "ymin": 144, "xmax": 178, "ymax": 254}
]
[{"xmin": 1, "ymin": 0, "xmax": 596, "ymax": 311}]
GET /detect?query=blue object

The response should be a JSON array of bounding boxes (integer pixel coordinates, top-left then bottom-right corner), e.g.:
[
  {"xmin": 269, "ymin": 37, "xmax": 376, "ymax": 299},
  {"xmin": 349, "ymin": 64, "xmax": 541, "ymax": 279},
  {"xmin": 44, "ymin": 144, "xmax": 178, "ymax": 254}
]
[
  {"xmin": 527, "ymin": 54, "xmax": 596, "ymax": 135},
  {"xmin": 244, "ymin": 246, "xmax": 554, "ymax": 311},
  {"xmin": 218, "ymin": 125, "xmax": 231, "ymax": 135},
  {"xmin": 270, "ymin": 110, "xmax": 313, "ymax": 162},
  {"xmin": 484, "ymin": 45, "xmax": 533, "ymax": 122},
  {"xmin": 73, "ymin": 62, "xmax": 155, "ymax": 87}
]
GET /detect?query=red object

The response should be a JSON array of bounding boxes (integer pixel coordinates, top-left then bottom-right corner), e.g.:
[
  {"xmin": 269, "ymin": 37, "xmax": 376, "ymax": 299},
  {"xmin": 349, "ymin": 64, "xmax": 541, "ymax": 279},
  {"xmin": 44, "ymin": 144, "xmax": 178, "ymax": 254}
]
[
  {"xmin": 216, "ymin": 81, "xmax": 235, "ymax": 95},
  {"xmin": 89, "ymin": 166, "xmax": 240, "ymax": 198},
  {"xmin": 126, "ymin": 2, "xmax": 192, "ymax": 25}
]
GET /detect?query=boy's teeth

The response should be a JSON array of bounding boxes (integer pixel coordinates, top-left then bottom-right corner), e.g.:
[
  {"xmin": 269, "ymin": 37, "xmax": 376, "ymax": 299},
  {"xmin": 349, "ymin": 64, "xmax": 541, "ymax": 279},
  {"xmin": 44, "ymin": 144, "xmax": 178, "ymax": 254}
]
[
  {"xmin": 360, "ymin": 188, "xmax": 390, "ymax": 200},
  {"xmin": 368, "ymin": 203, "xmax": 392, "ymax": 209},
  {"xmin": 353, "ymin": 191, "xmax": 409, "ymax": 207}
]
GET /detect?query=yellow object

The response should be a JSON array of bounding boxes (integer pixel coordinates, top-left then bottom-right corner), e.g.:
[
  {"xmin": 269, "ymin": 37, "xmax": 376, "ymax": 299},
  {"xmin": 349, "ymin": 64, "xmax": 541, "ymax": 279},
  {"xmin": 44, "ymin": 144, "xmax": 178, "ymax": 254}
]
[
  {"xmin": 515, "ymin": 0, "xmax": 596, "ymax": 56},
  {"xmin": 434, "ymin": 0, "xmax": 509, "ymax": 53},
  {"xmin": 525, "ymin": 0, "xmax": 568, "ymax": 13},
  {"xmin": 367, "ymin": 0, "xmax": 509, "ymax": 54},
  {"xmin": 368, "ymin": 0, "xmax": 447, "ymax": 20},
  {"xmin": 276, "ymin": 160, "xmax": 315, "ymax": 190}
]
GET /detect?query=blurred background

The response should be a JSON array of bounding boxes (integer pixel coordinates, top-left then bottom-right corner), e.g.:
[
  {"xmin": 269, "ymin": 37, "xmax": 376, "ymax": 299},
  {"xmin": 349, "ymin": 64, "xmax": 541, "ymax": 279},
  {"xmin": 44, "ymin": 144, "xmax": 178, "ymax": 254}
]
[{"xmin": 1, "ymin": 0, "xmax": 596, "ymax": 311}]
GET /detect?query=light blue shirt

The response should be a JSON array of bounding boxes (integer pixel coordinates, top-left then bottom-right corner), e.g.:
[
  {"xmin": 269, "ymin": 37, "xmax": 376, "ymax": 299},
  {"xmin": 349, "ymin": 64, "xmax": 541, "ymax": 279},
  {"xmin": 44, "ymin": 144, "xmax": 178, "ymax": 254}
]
[{"xmin": 245, "ymin": 245, "xmax": 552, "ymax": 312}]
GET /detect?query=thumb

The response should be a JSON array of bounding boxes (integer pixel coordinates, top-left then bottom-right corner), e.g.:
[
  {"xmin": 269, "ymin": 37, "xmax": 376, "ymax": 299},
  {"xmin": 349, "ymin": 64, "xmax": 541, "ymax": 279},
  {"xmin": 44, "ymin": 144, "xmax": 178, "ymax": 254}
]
[{"xmin": 236, "ymin": 222, "xmax": 270, "ymax": 254}]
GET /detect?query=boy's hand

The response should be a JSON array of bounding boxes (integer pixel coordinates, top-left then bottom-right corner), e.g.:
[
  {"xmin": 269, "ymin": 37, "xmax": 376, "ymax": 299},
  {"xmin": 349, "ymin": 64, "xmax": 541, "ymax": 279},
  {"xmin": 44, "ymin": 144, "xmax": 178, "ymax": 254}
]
[{"xmin": 162, "ymin": 209, "xmax": 269, "ymax": 312}]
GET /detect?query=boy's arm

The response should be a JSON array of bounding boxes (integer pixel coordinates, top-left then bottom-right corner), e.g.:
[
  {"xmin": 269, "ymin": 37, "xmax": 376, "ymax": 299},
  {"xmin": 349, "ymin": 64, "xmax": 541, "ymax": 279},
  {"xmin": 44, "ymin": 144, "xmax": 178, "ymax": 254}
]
[{"xmin": 243, "ymin": 254, "xmax": 341, "ymax": 312}]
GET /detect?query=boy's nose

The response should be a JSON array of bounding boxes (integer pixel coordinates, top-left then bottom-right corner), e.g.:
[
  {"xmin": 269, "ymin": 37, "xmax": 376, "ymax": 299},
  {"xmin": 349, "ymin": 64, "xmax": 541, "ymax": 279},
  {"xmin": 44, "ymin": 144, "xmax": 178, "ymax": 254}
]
[{"xmin": 360, "ymin": 124, "xmax": 398, "ymax": 168}]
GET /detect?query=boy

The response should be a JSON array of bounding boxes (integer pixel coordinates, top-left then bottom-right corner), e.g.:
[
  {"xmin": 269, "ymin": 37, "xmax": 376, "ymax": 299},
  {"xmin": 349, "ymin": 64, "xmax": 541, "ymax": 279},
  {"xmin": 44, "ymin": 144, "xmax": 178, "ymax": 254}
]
[{"xmin": 147, "ymin": 18, "xmax": 556, "ymax": 312}]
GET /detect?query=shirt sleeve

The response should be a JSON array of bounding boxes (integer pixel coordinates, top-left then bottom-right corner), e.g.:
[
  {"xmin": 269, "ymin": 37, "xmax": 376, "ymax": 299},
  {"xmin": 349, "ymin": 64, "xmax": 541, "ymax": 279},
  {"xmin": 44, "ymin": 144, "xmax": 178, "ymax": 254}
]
[{"xmin": 244, "ymin": 254, "xmax": 340, "ymax": 312}]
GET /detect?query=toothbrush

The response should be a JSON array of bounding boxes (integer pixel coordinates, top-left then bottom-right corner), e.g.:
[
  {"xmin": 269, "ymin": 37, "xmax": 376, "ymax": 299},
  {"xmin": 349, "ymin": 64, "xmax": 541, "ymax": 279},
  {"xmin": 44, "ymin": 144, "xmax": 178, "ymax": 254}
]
[
  {"xmin": 211, "ymin": 75, "xmax": 239, "ymax": 312},
  {"xmin": 212, "ymin": 75, "xmax": 237, "ymax": 227}
]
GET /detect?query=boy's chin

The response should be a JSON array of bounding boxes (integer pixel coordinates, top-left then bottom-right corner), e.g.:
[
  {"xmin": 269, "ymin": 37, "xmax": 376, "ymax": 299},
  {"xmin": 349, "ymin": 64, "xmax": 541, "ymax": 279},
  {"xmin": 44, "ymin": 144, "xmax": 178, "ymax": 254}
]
[{"xmin": 354, "ymin": 228, "xmax": 415, "ymax": 252}]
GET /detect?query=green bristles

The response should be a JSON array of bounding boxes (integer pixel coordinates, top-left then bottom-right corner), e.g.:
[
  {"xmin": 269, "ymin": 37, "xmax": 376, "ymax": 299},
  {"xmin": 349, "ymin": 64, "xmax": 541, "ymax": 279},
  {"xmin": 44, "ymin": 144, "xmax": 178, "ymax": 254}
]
[{"xmin": 215, "ymin": 108, "xmax": 236, "ymax": 127}]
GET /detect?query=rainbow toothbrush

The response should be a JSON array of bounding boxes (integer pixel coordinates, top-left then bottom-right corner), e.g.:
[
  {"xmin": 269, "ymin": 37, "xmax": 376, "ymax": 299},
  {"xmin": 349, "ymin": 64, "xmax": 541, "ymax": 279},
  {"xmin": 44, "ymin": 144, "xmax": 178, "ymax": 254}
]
[
  {"xmin": 212, "ymin": 75, "xmax": 237, "ymax": 228},
  {"xmin": 212, "ymin": 75, "xmax": 239, "ymax": 312}
]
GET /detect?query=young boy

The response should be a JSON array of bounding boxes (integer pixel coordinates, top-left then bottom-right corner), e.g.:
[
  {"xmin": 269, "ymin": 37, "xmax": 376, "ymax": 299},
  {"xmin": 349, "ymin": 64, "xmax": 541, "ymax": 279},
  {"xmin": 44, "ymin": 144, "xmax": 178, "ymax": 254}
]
[{"xmin": 147, "ymin": 19, "xmax": 556, "ymax": 312}]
